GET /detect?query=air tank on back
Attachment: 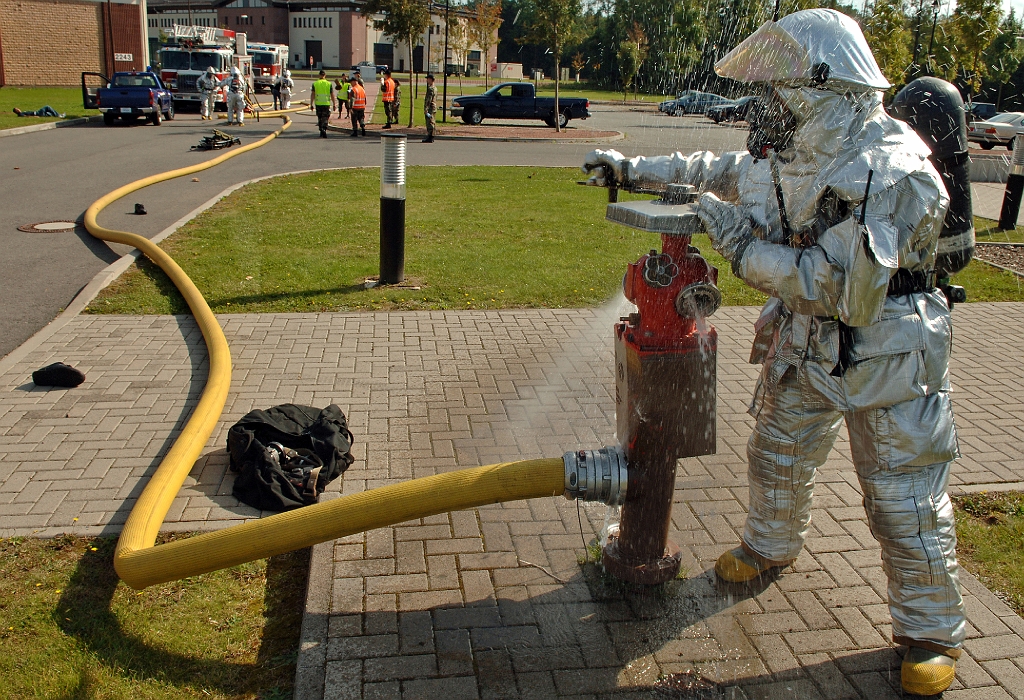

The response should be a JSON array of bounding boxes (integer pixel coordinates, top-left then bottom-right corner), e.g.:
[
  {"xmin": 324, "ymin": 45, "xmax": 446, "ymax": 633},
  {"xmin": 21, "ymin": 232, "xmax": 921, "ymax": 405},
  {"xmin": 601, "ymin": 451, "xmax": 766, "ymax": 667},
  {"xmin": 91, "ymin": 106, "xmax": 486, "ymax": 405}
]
[{"xmin": 889, "ymin": 77, "xmax": 974, "ymax": 277}]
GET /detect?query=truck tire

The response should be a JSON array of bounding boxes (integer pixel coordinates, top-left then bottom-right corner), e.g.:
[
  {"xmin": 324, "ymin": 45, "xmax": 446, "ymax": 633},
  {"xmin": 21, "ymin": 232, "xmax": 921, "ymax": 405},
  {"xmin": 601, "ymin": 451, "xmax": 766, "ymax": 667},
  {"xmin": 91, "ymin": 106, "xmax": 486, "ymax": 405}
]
[
  {"xmin": 150, "ymin": 108, "xmax": 162, "ymax": 126},
  {"xmin": 165, "ymin": 101, "xmax": 175, "ymax": 121},
  {"xmin": 547, "ymin": 110, "xmax": 569, "ymax": 128},
  {"xmin": 465, "ymin": 107, "xmax": 483, "ymax": 125},
  {"xmin": 103, "ymin": 112, "xmax": 116, "ymax": 126}
]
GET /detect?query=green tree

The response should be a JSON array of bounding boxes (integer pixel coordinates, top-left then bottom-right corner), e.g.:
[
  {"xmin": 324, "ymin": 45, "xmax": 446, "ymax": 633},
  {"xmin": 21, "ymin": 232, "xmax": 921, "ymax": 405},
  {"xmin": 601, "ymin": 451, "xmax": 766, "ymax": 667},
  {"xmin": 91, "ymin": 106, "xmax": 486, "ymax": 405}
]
[
  {"xmin": 862, "ymin": 0, "xmax": 912, "ymax": 91},
  {"xmin": 362, "ymin": 0, "xmax": 431, "ymax": 127},
  {"xmin": 984, "ymin": 9, "xmax": 1024, "ymax": 108},
  {"xmin": 518, "ymin": 0, "xmax": 586, "ymax": 131},
  {"xmin": 952, "ymin": 0, "xmax": 1002, "ymax": 98},
  {"xmin": 469, "ymin": 0, "xmax": 503, "ymax": 87},
  {"xmin": 617, "ymin": 22, "xmax": 648, "ymax": 100}
]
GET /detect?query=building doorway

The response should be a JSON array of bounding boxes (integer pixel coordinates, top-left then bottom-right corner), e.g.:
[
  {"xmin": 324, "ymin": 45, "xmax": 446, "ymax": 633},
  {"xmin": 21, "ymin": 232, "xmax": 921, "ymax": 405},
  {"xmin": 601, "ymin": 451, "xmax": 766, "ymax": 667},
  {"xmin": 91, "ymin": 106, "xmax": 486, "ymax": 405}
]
[{"xmin": 304, "ymin": 40, "xmax": 322, "ymax": 70}]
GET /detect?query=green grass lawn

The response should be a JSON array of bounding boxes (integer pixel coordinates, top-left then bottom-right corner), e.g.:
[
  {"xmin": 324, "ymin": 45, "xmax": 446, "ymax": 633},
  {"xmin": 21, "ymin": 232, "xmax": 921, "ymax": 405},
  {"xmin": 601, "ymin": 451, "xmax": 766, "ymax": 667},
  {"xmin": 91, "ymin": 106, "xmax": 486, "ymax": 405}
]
[
  {"xmin": 89, "ymin": 166, "xmax": 769, "ymax": 314},
  {"xmin": 0, "ymin": 535, "xmax": 307, "ymax": 699},
  {"xmin": 0, "ymin": 86, "xmax": 92, "ymax": 131},
  {"xmin": 954, "ymin": 492, "xmax": 1024, "ymax": 617},
  {"xmin": 88, "ymin": 167, "xmax": 1024, "ymax": 314},
  {"xmin": 976, "ymin": 216, "xmax": 1024, "ymax": 243}
]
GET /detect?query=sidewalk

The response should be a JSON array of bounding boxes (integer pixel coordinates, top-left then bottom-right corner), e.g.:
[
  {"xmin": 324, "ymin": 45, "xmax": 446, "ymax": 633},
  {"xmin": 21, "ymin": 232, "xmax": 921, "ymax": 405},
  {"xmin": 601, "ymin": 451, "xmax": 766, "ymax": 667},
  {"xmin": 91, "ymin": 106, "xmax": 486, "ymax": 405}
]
[{"xmin": 1, "ymin": 302, "xmax": 1023, "ymax": 697}]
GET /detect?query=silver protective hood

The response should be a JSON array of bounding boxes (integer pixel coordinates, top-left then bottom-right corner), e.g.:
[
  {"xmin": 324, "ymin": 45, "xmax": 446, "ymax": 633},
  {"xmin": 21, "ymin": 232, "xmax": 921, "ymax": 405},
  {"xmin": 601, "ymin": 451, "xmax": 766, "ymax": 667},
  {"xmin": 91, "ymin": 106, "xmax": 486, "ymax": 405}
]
[
  {"xmin": 745, "ymin": 87, "xmax": 937, "ymax": 268},
  {"xmin": 715, "ymin": 9, "xmax": 891, "ymax": 90}
]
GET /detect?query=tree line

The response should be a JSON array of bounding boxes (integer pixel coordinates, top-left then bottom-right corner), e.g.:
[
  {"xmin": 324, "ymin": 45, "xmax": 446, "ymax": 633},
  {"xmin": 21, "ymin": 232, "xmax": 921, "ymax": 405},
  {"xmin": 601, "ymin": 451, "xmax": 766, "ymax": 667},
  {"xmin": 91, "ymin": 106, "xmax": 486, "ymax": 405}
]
[{"xmin": 494, "ymin": 0, "xmax": 1024, "ymax": 106}]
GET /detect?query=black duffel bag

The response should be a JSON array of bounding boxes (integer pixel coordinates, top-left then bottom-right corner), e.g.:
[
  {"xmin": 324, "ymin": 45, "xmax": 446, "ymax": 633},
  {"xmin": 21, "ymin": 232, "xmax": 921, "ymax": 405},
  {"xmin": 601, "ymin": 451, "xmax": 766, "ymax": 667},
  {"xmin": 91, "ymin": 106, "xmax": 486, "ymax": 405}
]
[{"xmin": 227, "ymin": 404, "xmax": 355, "ymax": 511}]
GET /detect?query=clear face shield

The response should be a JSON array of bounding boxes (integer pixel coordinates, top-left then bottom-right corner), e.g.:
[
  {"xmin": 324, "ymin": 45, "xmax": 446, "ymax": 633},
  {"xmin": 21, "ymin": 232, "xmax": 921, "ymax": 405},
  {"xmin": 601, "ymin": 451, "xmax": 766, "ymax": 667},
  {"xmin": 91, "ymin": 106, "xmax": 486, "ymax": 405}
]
[{"xmin": 745, "ymin": 87, "xmax": 799, "ymax": 160}]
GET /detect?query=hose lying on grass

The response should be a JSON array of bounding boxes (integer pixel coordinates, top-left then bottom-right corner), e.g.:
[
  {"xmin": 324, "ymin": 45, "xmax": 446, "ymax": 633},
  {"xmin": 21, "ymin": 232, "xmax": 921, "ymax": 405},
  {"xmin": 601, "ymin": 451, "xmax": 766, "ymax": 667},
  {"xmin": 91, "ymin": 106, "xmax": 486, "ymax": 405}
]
[{"xmin": 84, "ymin": 110, "xmax": 566, "ymax": 590}]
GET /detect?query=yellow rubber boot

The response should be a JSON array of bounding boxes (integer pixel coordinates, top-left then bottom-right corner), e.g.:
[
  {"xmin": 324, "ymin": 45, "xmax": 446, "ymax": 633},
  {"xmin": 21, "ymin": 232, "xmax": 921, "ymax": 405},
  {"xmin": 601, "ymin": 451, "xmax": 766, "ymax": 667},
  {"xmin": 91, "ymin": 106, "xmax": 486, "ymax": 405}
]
[
  {"xmin": 902, "ymin": 646, "xmax": 957, "ymax": 696},
  {"xmin": 715, "ymin": 547, "xmax": 776, "ymax": 583}
]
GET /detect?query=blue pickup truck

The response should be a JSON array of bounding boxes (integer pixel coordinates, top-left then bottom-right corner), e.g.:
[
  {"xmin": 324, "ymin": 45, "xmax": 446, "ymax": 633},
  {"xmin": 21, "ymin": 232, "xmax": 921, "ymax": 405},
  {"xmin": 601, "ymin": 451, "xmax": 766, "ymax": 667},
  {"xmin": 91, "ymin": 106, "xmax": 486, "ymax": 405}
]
[
  {"xmin": 451, "ymin": 82, "xmax": 590, "ymax": 128},
  {"xmin": 95, "ymin": 71, "xmax": 175, "ymax": 126}
]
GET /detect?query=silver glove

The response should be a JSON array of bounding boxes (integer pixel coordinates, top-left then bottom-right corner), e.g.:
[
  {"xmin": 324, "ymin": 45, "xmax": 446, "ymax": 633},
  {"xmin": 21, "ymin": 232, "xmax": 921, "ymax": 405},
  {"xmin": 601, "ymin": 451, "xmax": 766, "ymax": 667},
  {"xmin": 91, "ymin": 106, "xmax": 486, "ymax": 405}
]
[
  {"xmin": 582, "ymin": 149, "xmax": 629, "ymax": 187},
  {"xmin": 696, "ymin": 193, "xmax": 755, "ymax": 269}
]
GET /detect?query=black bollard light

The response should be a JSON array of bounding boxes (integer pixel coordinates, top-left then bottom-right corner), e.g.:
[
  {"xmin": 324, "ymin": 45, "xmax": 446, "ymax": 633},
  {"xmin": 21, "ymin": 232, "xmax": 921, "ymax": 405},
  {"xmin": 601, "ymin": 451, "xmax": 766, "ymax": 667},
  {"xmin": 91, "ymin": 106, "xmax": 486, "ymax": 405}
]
[
  {"xmin": 379, "ymin": 133, "xmax": 406, "ymax": 285},
  {"xmin": 999, "ymin": 129, "xmax": 1024, "ymax": 230}
]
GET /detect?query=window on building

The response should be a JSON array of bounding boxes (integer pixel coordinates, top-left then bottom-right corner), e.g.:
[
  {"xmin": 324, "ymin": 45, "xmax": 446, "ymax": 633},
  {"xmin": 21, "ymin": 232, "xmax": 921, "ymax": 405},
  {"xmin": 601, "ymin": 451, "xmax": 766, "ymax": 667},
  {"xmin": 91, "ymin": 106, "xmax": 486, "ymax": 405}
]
[
  {"xmin": 329, "ymin": 17, "xmax": 332, "ymax": 27},
  {"xmin": 262, "ymin": 15, "xmax": 265, "ymax": 24}
]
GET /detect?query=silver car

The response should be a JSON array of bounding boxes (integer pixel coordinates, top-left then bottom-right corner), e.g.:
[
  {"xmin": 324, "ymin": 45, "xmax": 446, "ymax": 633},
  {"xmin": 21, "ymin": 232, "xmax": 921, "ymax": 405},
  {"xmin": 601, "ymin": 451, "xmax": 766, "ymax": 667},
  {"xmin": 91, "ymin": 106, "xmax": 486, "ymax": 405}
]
[{"xmin": 967, "ymin": 112, "xmax": 1024, "ymax": 150}]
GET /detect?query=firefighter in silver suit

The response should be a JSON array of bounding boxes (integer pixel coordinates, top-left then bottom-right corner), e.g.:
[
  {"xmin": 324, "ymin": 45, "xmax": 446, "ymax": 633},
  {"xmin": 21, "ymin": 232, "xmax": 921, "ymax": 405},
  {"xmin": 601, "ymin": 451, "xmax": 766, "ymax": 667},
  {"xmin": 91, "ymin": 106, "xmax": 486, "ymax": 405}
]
[
  {"xmin": 197, "ymin": 66, "xmax": 218, "ymax": 120},
  {"xmin": 584, "ymin": 9, "xmax": 964, "ymax": 696}
]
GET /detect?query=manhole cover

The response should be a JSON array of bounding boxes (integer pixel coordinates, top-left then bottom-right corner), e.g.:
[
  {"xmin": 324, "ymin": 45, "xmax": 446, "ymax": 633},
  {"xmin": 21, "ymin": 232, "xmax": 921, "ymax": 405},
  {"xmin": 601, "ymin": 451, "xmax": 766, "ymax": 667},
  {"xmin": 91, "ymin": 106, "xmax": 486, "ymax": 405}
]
[{"xmin": 17, "ymin": 221, "xmax": 80, "ymax": 233}]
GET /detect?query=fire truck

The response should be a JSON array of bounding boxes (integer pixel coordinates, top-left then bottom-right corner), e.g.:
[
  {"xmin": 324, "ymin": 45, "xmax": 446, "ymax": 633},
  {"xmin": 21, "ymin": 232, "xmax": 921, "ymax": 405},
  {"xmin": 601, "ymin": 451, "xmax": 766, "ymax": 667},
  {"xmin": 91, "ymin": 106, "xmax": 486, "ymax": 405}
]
[
  {"xmin": 248, "ymin": 42, "xmax": 289, "ymax": 93},
  {"xmin": 158, "ymin": 25, "xmax": 252, "ymax": 109}
]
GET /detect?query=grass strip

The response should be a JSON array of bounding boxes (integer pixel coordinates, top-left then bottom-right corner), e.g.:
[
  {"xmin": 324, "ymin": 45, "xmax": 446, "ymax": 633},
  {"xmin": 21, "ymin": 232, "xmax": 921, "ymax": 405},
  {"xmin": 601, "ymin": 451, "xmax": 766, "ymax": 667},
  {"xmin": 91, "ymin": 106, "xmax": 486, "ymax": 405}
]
[
  {"xmin": 975, "ymin": 216, "xmax": 1024, "ymax": 244},
  {"xmin": 88, "ymin": 166, "xmax": 767, "ymax": 314},
  {"xmin": 953, "ymin": 492, "xmax": 1024, "ymax": 617},
  {"xmin": 0, "ymin": 535, "xmax": 307, "ymax": 699},
  {"xmin": 0, "ymin": 86, "xmax": 92, "ymax": 131},
  {"xmin": 87, "ymin": 168, "xmax": 1024, "ymax": 315}
]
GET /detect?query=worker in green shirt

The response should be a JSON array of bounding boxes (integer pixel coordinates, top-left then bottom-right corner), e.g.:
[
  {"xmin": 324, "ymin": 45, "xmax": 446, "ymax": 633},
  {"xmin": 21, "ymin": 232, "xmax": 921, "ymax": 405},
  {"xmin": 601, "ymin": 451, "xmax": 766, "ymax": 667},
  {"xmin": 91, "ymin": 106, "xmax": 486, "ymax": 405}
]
[{"xmin": 309, "ymin": 69, "xmax": 334, "ymax": 138}]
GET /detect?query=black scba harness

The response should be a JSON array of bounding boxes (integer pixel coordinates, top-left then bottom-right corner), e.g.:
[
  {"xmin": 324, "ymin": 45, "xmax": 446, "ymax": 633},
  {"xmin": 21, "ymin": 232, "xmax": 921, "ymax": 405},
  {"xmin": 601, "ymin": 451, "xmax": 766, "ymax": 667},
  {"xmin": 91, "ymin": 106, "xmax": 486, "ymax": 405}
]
[{"xmin": 887, "ymin": 268, "xmax": 936, "ymax": 296}]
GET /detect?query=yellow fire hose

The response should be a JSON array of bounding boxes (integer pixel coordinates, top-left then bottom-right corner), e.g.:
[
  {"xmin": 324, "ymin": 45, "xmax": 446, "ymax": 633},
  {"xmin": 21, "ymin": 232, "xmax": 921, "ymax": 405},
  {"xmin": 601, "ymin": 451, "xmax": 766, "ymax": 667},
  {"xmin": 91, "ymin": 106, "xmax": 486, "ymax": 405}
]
[{"xmin": 83, "ymin": 112, "xmax": 566, "ymax": 589}]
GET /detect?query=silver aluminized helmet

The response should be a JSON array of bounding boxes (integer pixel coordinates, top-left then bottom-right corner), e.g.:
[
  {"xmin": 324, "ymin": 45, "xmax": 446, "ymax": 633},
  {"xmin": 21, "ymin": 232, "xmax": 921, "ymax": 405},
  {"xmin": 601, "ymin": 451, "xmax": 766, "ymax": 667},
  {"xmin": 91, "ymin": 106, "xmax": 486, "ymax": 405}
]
[
  {"xmin": 231, "ymin": 66, "xmax": 241, "ymax": 77},
  {"xmin": 715, "ymin": 8, "xmax": 890, "ymax": 90},
  {"xmin": 284, "ymin": 70, "xmax": 291, "ymax": 78},
  {"xmin": 206, "ymin": 66, "xmax": 215, "ymax": 75}
]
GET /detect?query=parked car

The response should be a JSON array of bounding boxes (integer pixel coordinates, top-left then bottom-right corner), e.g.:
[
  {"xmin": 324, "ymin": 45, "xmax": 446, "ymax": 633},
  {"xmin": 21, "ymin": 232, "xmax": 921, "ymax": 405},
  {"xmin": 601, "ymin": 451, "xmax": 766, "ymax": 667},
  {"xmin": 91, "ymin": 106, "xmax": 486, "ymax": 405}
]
[
  {"xmin": 661, "ymin": 91, "xmax": 730, "ymax": 116},
  {"xmin": 352, "ymin": 61, "xmax": 388, "ymax": 75},
  {"xmin": 967, "ymin": 112, "xmax": 1024, "ymax": 150},
  {"xmin": 95, "ymin": 71, "xmax": 174, "ymax": 126},
  {"xmin": 966, "ymin": 101, "xmax": 997, "ymax": 123},
  {"xmin": 451, "ymin": 82, "xmax": 590, "ymax": 127},
  {"xmin": 706, "ymin": 95, "xmax": 758, "ymax": 123},
  {"xmin": 658, "ymin": 89, "xmax": 698, "ymax": 113}
]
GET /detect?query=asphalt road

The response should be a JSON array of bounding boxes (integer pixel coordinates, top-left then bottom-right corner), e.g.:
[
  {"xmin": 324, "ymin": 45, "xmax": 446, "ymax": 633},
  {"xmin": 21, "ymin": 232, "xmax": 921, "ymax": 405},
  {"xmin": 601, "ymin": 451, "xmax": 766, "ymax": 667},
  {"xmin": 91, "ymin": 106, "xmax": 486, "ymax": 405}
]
[{"xmin": 0, "ymin": 94, "xmax": 747, "ymax": 359}]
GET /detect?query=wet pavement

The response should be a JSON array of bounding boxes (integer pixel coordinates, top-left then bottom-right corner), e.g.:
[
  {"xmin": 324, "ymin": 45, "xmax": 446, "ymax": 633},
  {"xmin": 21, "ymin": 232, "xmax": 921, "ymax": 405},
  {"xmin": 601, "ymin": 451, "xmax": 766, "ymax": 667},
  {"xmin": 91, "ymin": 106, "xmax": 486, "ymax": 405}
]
[{"xmin": 1, "ymin": 302, "xmax": 1023, "ymax": 698}]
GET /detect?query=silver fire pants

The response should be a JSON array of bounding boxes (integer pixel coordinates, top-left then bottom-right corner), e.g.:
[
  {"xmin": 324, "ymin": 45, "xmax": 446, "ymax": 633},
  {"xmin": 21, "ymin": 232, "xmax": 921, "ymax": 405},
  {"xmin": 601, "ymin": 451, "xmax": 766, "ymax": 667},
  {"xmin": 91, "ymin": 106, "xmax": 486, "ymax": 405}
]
[
  {"xmin": 201, "ymin": 91, "xmax": 216, "ymax": 119},
  {"xmin": 743, "ymin": 365, "xmax": 966, "ymax": 650},
  {"xmin": 227, "ymin": 92, "xmax": 245, "ymax": 124}
]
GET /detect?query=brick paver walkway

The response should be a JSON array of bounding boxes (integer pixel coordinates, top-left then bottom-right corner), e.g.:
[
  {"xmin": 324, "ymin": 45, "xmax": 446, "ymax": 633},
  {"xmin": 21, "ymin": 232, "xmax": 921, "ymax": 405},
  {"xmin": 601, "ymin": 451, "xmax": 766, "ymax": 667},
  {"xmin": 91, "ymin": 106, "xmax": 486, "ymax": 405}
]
[{"xmin": 2, "ymin": 303, "xmax": 1024, "ymax": 698}]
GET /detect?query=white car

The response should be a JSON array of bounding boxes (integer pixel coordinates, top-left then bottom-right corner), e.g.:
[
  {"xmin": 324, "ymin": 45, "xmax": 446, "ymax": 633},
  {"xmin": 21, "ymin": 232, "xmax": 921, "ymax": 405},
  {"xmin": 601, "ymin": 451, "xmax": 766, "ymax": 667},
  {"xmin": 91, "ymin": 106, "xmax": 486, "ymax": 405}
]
[{"xmin": 968, "ymin": 112, "xmax": 1024, "ymax": 150}]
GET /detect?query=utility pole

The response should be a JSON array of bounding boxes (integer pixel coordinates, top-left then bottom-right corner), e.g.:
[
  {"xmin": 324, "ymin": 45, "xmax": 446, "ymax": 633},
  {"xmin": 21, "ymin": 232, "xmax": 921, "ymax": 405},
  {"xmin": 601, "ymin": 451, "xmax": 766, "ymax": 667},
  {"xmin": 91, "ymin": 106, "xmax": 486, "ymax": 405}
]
[
  {"xmin": 442, "ymin": 0, "xmax": 450, "ymax": 121},
  {"xmin": 912, "ymin": 0, "xmax": 925, "ymax": 77},
  {"xmin": 927, "ymin": 0, "xmax": 940, "ymax": 76}
]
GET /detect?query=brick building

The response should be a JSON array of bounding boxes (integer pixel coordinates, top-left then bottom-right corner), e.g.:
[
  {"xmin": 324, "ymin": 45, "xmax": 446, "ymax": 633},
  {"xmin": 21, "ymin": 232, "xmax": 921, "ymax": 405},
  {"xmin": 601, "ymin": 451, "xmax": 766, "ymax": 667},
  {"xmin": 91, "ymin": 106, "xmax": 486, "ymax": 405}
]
[
  {"xmin": 0, "ymin": 0, "xmax": 496, "ymax": 86},
  {"xmin": 0, "ymin": 0, "xmax": 148, "ymax": 86},
  {"xmin": 147, "ymin": 0, "xmax": 496, "ymax": 73}
]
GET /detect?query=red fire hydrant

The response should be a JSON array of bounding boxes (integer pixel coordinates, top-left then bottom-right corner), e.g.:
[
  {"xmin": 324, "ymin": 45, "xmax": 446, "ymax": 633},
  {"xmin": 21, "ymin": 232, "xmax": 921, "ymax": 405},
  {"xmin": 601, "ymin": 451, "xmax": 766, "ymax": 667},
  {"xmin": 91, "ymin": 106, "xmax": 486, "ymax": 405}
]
[{"xmin": 602, "ymin": 185, "xmax": 720, "ymax": 584}]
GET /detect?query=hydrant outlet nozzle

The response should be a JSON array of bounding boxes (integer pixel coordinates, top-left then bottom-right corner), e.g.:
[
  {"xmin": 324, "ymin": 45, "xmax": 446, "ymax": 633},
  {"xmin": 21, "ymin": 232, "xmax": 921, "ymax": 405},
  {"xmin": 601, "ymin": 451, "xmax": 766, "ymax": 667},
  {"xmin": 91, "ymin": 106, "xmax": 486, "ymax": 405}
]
[{"xmin": 563, "ymin": 445, "xmax": 628, "ymax": 505}]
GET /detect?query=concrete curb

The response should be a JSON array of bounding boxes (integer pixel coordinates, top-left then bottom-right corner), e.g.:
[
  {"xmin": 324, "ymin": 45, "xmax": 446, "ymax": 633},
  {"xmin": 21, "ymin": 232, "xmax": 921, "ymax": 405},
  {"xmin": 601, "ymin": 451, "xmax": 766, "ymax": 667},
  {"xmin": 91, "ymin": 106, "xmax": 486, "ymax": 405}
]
[
  {"xmin": 0, "ymin": 114, "xmax": 103, "ymax": 138},
  {"xmin": 324, "ymin": 122, "xmax": 623, "ymax": 143},
  {"xmin": 974, "ymin": 256, "xmax": 1024, "ymax": 278}
]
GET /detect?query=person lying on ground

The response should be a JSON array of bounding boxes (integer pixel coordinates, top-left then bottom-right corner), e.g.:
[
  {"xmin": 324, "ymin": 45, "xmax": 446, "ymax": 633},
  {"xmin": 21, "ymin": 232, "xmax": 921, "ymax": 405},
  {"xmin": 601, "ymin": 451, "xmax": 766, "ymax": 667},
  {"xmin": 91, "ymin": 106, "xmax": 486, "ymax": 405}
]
[{"xmin": 13, "ymin": 106, "xmax": 65, "ymax": 118}]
